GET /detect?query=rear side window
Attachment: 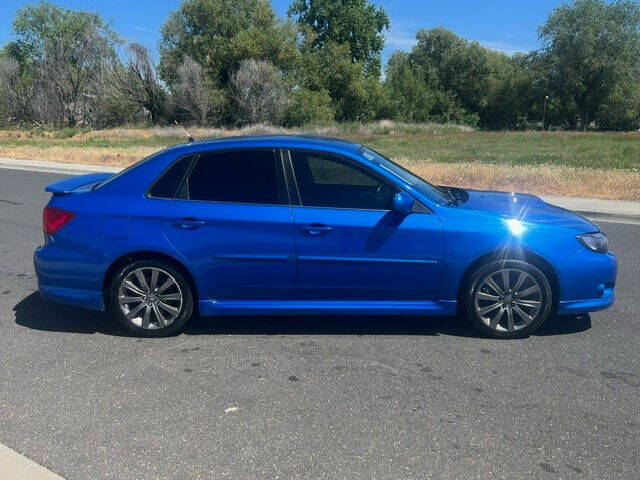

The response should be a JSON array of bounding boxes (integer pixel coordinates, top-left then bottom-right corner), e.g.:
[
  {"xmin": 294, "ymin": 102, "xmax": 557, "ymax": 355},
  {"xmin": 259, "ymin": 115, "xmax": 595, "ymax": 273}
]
[
  {"xmin": 148, "ymin": 155, "xmax": 193, "ymax": 199},
  {"xmin": 185, "ymin": 150, "xmax": 282, "ymax": 204}
]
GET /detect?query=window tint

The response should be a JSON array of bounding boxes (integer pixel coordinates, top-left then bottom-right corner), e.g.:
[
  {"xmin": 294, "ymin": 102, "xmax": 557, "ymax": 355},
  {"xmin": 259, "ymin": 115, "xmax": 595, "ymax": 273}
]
[
  {"xmin": 291, "ymin": 151, "xmax": 398, "ymax": 210},
  {"xmin": 149, "ymin": 155, "xmax": 193, "ymax": 198},
  {"xmin": 307, "ymin": 156, "xmax": 378, "ymax": 186},
  {"xmin": 186, "ymin": 150, "xmax": 281, "ymax": 204}
]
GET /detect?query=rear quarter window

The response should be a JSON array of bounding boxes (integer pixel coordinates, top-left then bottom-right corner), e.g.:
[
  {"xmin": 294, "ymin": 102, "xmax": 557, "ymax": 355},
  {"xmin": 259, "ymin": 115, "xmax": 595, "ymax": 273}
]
[{"xmin": 148, "ymin": 155, "xmax": 194, "ymax": 199}]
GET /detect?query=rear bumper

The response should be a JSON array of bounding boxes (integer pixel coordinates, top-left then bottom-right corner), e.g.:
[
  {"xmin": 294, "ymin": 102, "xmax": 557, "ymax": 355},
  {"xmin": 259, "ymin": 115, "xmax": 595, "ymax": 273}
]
[
  {"xmin": 34, "ymin": 246, "xmax": 105, "ymax": 311},
  {"xmin": 37, "ymin": 282, "xmax": 104, "ymax": 311}
]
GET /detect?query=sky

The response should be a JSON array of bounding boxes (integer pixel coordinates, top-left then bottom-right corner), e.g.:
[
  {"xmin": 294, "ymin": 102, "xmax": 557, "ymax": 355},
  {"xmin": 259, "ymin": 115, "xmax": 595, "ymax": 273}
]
[{"xmin": 0, "ymin": 0, "xmax": 569, "ymax": 61}]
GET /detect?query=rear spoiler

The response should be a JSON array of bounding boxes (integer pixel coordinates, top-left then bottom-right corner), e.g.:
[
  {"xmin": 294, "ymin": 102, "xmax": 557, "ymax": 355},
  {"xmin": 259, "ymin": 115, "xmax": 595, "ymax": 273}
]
[{"xmin": 45, "ymin": 172, "xmax": 115, "ymax": 195}]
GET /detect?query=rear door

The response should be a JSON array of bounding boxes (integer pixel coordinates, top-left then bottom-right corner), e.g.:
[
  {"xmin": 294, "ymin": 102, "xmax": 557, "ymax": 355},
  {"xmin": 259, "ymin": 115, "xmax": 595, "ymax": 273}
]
[
  {"xmin": 286, "ymin": 149, "xmax": 444, "ymax": 301},
  {"xmin": 162, "ymin": 148, "xmax": 296, "ymax": 301}
]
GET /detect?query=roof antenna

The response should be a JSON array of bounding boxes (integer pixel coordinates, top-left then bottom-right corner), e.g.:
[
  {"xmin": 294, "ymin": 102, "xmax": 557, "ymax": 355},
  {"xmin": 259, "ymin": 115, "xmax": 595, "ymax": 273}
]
[{"xmin": 174, "ymin": 120, "xmax": 195, "ymax": 143}]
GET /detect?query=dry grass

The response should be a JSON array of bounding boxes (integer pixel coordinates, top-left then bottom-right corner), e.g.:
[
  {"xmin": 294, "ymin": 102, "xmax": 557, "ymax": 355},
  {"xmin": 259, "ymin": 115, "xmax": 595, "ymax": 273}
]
[
  {"xmin": 0, "ymin": 145, "xmax": 157, "ymax": 168},
  {"xmin": 1, "ymin": 122, "xmax": 639, "ymax": 201},
  {"xmin": 399, "ymin": 159, "xmax": 640, "ymax": 201}
]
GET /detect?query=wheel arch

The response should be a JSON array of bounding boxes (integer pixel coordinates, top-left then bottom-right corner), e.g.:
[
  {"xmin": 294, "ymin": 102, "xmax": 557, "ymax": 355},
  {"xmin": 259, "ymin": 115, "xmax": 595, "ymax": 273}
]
[
  {"xmin": 102, "ymin": 250, "xmax": 199, "ymax": 312},
  {"xmin": 456, "ymin": 248, "xmax": 560, "ymax": 312}
]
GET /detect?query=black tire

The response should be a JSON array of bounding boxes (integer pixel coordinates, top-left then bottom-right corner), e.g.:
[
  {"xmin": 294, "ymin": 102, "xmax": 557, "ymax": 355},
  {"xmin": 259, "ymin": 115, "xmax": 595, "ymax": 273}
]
[
  {"xmin": 109, "ymin": 259, "xmax": 194, "ymax": 337},
  {"xmin": 463, "ymin": 259, "xmax": 552, "ymax": 339}
]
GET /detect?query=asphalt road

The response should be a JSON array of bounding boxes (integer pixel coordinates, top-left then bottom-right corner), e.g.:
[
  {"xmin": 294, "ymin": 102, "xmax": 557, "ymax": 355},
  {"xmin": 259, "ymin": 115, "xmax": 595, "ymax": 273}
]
[{"xmin": 0, "ymin": 167, "xmax": 638, "ymax": 480}]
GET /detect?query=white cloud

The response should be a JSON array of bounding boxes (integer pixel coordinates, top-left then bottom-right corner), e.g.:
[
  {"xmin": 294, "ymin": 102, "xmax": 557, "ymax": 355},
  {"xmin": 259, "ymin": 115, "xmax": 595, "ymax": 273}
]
[
  {"xmin": 385, "ymin": 30, "xmax": 417, "ymax": 50},
  {"xmin": 478, "ymin": 40, "xmax": 531, "ymax": 56}
]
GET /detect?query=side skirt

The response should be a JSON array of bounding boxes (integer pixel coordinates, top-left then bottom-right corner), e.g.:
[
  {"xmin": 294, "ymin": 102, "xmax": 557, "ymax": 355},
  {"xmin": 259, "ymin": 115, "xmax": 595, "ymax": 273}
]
[{"xmin": 198, "ymin": 299, "xmax": 457, "ymax": 317}]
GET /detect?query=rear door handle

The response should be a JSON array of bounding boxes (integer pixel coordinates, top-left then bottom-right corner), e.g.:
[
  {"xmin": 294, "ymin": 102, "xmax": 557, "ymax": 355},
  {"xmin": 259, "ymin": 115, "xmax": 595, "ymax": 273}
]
[
  {"xmin": 173, "ymin": 217, "xmax": 206, "ymax": 230},
  {"xmin": 301, "ymin": 224, "xmax": 333, "ymax": 236}
]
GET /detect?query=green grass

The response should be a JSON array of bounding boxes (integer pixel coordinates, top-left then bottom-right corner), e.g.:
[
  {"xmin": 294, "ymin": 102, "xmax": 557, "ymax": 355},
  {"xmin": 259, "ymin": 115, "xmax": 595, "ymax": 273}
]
[
  {"xmin": 1, "ymin": 125, "xmax": 639, "ymax": 171},
  {"xmin": 350, "ymin": 131, "xmax": 640, "ymax": 171}
]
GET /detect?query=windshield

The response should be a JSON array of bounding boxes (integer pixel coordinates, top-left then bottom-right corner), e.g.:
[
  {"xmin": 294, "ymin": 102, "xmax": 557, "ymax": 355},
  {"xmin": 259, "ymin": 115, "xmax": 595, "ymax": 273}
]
[{"xmin": 360, "ymin": 147, "xmax": 451, "ymax": 204}]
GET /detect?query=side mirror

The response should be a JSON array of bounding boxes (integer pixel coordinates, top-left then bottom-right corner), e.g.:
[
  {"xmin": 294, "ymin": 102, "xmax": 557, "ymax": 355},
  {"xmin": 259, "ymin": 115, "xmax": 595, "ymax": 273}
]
[{"xmin": 391, "ymin": 192, "xmax": 414, "ymax": 215}]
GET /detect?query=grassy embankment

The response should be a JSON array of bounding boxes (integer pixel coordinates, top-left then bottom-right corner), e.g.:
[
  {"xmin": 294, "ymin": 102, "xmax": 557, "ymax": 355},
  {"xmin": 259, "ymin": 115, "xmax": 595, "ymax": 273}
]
[{"xmin": 0, "ymin": 122, "xmax": 639, "ymax": 200}]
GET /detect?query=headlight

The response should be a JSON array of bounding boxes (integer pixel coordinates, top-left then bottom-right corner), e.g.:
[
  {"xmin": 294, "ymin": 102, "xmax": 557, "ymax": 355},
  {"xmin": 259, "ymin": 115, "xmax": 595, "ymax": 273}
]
[{"xmin": 577, "ymin": 232, "xmax": 608, "ymax": 253}]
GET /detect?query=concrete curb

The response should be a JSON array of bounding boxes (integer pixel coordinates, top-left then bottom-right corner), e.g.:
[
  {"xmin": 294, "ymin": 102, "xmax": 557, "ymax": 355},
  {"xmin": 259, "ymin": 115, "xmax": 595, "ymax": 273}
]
[
  {"xmin": 0, "ymin": 443, "xmax": 64, "ymax": 479},
  {"xmin": 0, "ymin": 157, "xmax": 120, "ymax": 175},
  {"xmin": 541, "ymin": 195, "xmax": 640, "ymax": 218},
  {"xmin": 2, "ymin": 157, "xmax": 640, "ymax": 219}
]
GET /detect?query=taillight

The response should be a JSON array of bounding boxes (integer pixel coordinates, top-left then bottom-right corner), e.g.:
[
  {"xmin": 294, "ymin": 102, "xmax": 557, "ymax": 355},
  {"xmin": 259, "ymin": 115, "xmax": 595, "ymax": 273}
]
[{"xmin": 43, "ymin": 206, "xmax": 75, "ymax": 235}]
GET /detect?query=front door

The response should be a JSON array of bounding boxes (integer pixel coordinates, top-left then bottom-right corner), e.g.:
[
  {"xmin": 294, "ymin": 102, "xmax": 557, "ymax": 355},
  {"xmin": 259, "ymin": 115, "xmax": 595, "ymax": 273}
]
[
  {"xmin": 287, "ymin": 150, "xmax": 444, "ymax": 301},
  {"xmin": 162, "ymin": 148, "xmax": 295, "ymax": 301}
]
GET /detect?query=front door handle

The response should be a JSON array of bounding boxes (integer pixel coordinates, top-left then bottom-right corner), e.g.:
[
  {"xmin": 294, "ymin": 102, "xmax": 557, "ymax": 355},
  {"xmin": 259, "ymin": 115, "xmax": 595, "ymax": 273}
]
[
  {"xmin": 301, "ymin": 224, "xmax": 333, "ymax": 236},
  {"xmin": 173, "ymin": 217, "xmax": 206, "ymax": 230}
]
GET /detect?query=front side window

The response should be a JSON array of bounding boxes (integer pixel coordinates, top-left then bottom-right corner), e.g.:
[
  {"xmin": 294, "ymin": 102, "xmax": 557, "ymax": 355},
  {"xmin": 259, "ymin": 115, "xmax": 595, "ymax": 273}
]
[
  {"xmin": 184, "ymin": 149, "xmax": 282, "ymax": 204},
  {"xmin": 291, "ymin": 151, "xmax": 398, "ymax": 210}
]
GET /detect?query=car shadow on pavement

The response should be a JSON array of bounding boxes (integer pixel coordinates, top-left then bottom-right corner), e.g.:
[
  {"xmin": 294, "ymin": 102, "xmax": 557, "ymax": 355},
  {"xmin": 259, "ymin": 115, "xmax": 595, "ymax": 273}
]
[
  {"xmin": 14, "ymin": 291, "xmax": 591, "ymax": 338},
  {"xmin": 13, "ymin": 292, "xmax": 130, "ymax": 336}
]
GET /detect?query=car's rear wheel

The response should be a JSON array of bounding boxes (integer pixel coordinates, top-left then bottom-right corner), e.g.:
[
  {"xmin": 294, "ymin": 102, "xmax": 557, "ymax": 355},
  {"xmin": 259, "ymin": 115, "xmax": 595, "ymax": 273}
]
[
  {"xmin": 464, "ymin": 260, "xmax": 552, "ymax": 338},
  {"xmin": 109, "ymin": 260, "xmax": 193, "ymax": 337}
]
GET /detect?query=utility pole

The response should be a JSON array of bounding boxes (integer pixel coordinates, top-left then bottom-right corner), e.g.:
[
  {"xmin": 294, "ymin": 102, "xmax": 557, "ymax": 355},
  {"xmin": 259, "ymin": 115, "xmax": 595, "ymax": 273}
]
[{"xmin": 542, "ymin": 95, "xmax": 549, "ymax": 131}]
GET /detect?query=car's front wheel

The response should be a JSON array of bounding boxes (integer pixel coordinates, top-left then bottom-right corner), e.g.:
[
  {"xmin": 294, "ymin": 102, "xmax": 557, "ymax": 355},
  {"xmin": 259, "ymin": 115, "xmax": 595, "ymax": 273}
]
[
  {"xmin": 109, "ymin": 260, "xmax": 194, "ymax": 337},
  {"xmin": 464, "ymin": 259, "xmax": 552, "ymax": 338}
]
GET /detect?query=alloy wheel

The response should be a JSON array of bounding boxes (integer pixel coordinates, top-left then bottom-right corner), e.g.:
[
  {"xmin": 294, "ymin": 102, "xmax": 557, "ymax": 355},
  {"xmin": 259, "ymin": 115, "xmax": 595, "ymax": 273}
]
[
  {"xmin": 117, "ymin": 267, "xmax": 183, "ymax": 330},
  {"xmin": 473, "ymin": 268, "xmax": 543, "ymax": 333}
]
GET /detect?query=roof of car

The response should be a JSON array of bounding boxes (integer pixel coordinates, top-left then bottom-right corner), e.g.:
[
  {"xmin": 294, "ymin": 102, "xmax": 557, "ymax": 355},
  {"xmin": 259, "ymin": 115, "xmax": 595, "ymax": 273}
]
[{"xmin": 177, "ymin": 134, "xmax": 363, "ymax": 153}]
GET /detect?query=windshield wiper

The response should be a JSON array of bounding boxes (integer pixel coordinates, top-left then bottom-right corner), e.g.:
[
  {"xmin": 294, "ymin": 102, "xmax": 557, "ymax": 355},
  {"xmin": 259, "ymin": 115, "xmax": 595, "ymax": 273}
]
[{"xmin": 439, "ymin": 186, "xmax": 459, "ymax": 205}]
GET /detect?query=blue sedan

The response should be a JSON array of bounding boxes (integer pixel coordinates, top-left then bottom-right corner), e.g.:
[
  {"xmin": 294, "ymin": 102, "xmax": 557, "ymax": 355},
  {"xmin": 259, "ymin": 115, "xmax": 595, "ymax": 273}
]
[{"xmin": 34, "ymin": 135, "xmax": 616, "ymax": 338}]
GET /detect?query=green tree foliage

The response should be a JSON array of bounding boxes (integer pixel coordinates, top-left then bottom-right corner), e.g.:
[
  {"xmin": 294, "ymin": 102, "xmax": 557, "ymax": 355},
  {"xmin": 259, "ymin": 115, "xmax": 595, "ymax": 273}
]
[
  {"xmin": 539, "ymin": 0, "xmax": 640, "ymax": 129},
  {"xmin": 159, "ymin": 0, "xmax": 299, "ymax": 87},
  {"xmin": 384, "ymin": 28, "xmax": 528, "ymax": 127},
  {"xmin": 10, "ymin": 1, "xmax": 119, "ymax": 61},
  {"xmin": 313, "ymin": 41, "xmax": 379, "ymax": 121},
  {"xmin": 283, "ymin": 88, "xmax": 334, "ymax": 126},
  {"xmin": 287, "ymin": 30, "xmax": 382, "ymax": 122},
  {"xmin": 2, "ymin": 0, "xmax": 640, "ymax": 130},
  {"xmin": 480, "ymin": 52, "xmax": 538, "ymax": 129},
  {"xmin": 411, "ymin": 28, "xmax": 491, "ymax": 116},
  {"xmin": 383, "ymin": 51, "xmax": 435, "ymax": 122},
  {"xmin": 288, "ymin": 0, "xmax": 389, "ymax": 77}
]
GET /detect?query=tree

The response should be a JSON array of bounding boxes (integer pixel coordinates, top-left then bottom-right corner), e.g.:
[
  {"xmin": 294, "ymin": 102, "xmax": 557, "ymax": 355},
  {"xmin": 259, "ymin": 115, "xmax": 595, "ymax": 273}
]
[
  {"xmin": 383, "ymin": 51, "xmax": 435, "ymax": 122},
  {"xmin": 288, "ymin": 0, "xmax": 389, "ymax": 77},
  {"xmin": 172, "ymin": 57, "xmax": 211, "ymax": 125},
  {"xmin": 283, "ymin": 88, "xmax": 334, "ymax": 126},
  {"xmin": 159, "ymin": 0, "xmax": 298, "ymax": 88},
  {"xmin": 596, "ymin": 66, "xmax": 640, "ymax": 130},
  {"xmin": 539, "ymin": 0, "xmax": 640, "ymax": 129},
  {"xmin": 479, "ymin": 51, "xmax": 537, "ymax": 129},
  {"xmin": 411, "ymin": 28, "xmax": 492, "ymax": 117},
  {"xmin": 0, "ymin": 56, "xmax": 37, "ymax": 124},
  {"xmin": 312, "ymin": 41, "xmax": 383, "ymax": 121},
  {"xmin": 230, "ymin": 59, "xmax": 289, "ymax": 124},
  {"xmin": 6, "ymin": 1, "xmax": 121, "ymax": 126},
  {"xmin": 115, "ymin": 43, "xmax": 167, "ymax": 124}
]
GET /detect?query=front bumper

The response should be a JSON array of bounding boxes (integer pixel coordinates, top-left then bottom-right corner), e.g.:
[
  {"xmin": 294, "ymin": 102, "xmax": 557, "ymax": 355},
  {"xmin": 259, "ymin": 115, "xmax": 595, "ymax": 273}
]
[{"xmin": 556, "ymin": 249, "xmax": 617, "ymax": 315}]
